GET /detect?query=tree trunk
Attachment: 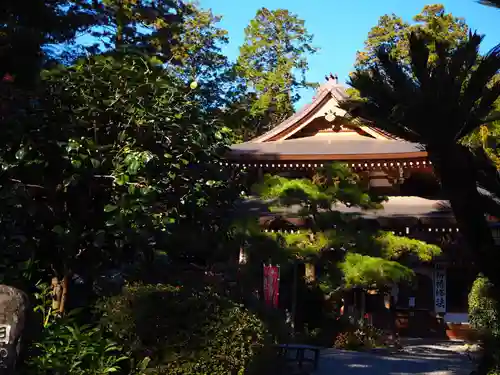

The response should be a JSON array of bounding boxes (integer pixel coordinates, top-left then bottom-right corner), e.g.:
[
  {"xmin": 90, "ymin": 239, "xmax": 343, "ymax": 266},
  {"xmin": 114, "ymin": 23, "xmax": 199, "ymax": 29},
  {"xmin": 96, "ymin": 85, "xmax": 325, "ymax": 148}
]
[
  {"xmin": 51, "ymin": 277, "xmax": 61, "ymax": 311},
  {"xmin": 51, "ymin": 274, "xmax": 69, "ymax": 315},
  {"xmin": 431, "ymin": 144, "xmax": 500, "ymax": 291},
  {"xmin": 304, "ymin": 263, "xmax": 315, "ymax": 283},
  {"xmin": 59, "ymin": 274, "xmax": 69, "ymax": 314}
]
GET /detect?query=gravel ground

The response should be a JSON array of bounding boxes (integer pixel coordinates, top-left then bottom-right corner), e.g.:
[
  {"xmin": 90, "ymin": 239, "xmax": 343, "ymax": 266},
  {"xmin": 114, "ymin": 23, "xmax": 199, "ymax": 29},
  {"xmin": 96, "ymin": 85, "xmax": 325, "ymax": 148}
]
[{"xmin": 313, "ymin": 339, "xmax": 476, "ymax": 375}]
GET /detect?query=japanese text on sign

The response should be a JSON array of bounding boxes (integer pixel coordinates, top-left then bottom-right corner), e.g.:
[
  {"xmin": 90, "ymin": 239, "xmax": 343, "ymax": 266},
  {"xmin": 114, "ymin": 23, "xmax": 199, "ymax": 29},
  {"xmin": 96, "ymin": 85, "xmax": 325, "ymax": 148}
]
[
  {"xmin": 0, "ymin": 325, "xmax": 10, "ymax": 345},
  {"xmin": 434, "ymin": 265, "xmax": 446, "ymax": 313}
]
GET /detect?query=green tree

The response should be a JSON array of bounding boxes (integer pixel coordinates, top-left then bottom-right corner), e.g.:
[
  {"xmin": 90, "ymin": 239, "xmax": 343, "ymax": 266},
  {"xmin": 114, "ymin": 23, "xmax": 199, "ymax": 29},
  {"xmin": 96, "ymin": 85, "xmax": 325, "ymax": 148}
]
[
  {"xmin": 348, "ymin": 4, "xmax": 469, "ymax": 98},
  {"xmin": 168, "ymin": 3, "xmax": 233, "ymax": 110},
  {"xmin": 468, "ymin": 274, "xmax": 500, "ymax": 374},
  {"xmin": 246, "ymin": 164, "xmax": 440, "ymax": 293},
  {"xmin": 85, "ymin": 0, "xmax": 186, "ymax": 56},
  {"xmin": 339, "ymin": 32, "xmax": 500, "ymax": 300},
  {"xmin": 0, "ymin": 52, "xmax": 242, "ymax": 309},
  {"xmin": 0, "ymin": 0, "xmax": 97, "ymax": 85},
  {"xmin": 355, "ymin": 4, "xmax": 468, "ymax": 70},
  {"xmin": 462, "ymin": 123, "xmax": 500, "ymax": 169},
  {"xmin": 85, "ymin": 1, "xmax": 233, "ymax": 112},
  {"xmin": 235, "ymin": 8, "xmax": 318, "ymax": 136}
]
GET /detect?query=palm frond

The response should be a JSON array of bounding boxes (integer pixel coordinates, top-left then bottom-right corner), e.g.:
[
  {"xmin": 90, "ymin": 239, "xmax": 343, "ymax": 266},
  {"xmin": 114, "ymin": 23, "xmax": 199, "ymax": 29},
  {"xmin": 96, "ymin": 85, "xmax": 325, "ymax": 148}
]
[
  {"xmin": 438, "ymin": 32, "xmax": 484, "ymax": 140},
  {"xmin": 479, "ymin": 0, "xmax": 500, "ymax": 9},
  {"xmin": 342, "ymin": 99, "xmax": 421, "ymax": 143},
  {"xmin": 458, "ymin": 41, "xmax": 500, "ymax": 138},
  {"xmin": 482, "ymin": 110, "xmax": 500, "ymax": 125},
  {"xmin": 340, "ymin": 31, "xmax": 500, "ymax": 148},
  {"xmin": 449, "ymin": 32, "xmax": 483, "ymax": 88},
  {"xmin": 473, "ymin": 147, "xmax": 500, "ymax": 190},
  {"xmin": 408, "ymin": 32, "xmax": 430, "ymax": 89},
  {"xmin": 377, "ymin": 46, "xmax": 417, "ymax": 103}
]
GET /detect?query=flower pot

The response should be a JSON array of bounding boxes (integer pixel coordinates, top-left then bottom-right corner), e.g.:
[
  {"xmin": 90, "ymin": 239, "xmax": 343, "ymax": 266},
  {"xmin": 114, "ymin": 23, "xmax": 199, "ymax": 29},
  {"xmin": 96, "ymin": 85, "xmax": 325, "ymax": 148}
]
[{"xmin": 446, "ymin": 323, "xmax": 475, "ymax": 341}]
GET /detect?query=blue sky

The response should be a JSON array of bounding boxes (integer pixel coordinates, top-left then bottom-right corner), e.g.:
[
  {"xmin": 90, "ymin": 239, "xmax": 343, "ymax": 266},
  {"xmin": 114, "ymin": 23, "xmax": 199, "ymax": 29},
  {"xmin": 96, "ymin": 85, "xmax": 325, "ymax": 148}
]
[{"xmin": 199, "ymin": 0, "xmax": 500, "ymax": 107}]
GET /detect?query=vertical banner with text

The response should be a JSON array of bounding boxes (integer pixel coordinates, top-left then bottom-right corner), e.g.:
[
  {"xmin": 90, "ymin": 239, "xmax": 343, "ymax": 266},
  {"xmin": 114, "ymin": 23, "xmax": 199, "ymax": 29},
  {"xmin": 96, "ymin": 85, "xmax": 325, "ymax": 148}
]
[
  {"xmin": 434, "ymin": 263, "xmax": 447, "ymax": 314},
  {"xmin": 263, "ymin": 265, "xmax": 280, "ymax": 308}
]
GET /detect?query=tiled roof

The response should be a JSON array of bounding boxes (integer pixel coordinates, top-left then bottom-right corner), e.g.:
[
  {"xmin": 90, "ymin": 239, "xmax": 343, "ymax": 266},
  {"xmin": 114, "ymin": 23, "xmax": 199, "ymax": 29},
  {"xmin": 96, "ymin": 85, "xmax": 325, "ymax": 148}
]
[
  {"xmin": 229, "ymin": 77, "xmax": 425, "ymax": 160},
  {"xmin": 233, "ymin": 196, "xmax": 453, "ymax": 220},
  {"xmin": 230, "ymin": 136, "xmax": 424, "ymax": 158}
]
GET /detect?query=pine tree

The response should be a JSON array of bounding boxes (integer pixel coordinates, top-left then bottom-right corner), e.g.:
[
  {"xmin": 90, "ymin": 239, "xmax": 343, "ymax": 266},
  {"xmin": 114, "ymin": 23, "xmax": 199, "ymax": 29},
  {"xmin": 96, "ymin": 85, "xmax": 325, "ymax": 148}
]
[
  {"xmin": 246, "ymin": 164, "xmax": 440, "ymax": 294},
  {"xmin": 355, "ymin": 4, "xmax": 468, "ymax": 71},
  {"xmin": 235, "ymin": 8, "xmax": 317, "ymax": 136}
]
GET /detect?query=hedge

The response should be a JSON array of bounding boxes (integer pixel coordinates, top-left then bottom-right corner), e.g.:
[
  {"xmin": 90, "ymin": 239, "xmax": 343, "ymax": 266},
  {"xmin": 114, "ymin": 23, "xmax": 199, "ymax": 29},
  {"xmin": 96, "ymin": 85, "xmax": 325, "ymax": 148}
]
[{"xmin": 98, "ymin": 283, "xmax": 271, "ymax": 375}]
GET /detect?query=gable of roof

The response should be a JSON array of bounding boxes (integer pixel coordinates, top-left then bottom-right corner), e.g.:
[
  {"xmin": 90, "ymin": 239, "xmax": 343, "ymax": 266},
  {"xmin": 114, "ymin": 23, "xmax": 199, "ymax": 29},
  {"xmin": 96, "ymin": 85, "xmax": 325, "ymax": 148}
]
[{"xmin": 249, "ymin": 77, "xmax": 394, "ymax": 143}]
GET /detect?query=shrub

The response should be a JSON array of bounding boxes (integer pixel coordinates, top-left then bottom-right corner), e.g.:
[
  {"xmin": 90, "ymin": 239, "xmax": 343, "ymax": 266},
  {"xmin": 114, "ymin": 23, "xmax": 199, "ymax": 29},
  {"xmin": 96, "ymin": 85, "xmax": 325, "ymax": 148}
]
[
  {"xmin": 22, "ymin": 283, "xmax": 128, "ymax": 375},
  {"xmin": 333, "ymin": 319, "xmax": 384, "ymax": 351},
  {"xmin": 469, "ymin": 275, "xmax": 500, "ymax": 374},
  {"xmin": 334, "ymin": 331, "xmax": 363, "ymax": 350},
  {"xmin": 24, "ymin": 316, "xmax": 127, "ymax": 375},
  {"xmin": 469, "ymin": 275, "xmax": 500, "ymax": 336},
  {"xmin": 98, "ymin": 283, "xmax": 271, "ymax": 375}
]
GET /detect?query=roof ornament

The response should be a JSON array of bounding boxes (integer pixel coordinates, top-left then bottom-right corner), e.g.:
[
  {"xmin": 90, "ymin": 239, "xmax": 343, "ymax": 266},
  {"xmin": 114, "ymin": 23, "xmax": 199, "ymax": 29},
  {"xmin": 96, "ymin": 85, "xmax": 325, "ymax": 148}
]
[
  {"xmin": 316, "ymin": 72, "xmax": 339, "ymax": 99},
  {"xmin": 328, "ymin": 72, "xmax": 338, "ymax": 83},
  {"xmin": 325, "ymin": 110, "xmax": 336, "ymax": 122}
]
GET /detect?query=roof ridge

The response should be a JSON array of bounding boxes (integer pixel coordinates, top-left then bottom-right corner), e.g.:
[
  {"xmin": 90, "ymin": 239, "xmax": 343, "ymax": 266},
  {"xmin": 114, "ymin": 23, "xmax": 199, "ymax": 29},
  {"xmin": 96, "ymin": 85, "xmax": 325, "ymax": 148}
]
[
  {"xmin": 252, "ymin": 77, "xmax": 348, "ymax": 143},
  {"xmin": 251, "ymin": 89, "xmax": 332, "ymax": 142}
]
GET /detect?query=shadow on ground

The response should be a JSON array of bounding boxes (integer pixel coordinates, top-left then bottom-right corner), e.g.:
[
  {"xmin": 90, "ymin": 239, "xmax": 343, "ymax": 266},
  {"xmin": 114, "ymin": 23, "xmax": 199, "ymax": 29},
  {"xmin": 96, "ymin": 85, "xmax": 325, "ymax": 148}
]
[{"xmin": 315, "ymin": 340, "xmax": 474, "ymax": 375}]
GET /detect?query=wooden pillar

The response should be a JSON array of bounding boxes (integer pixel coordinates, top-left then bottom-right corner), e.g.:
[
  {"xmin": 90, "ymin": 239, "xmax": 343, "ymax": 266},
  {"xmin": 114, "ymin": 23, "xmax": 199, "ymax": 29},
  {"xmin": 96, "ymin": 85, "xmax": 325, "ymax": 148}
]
[
  {"xmin": 257, "ymin": 167, "xmax": 264, "ymax": 182},
  {"xmin": 291, "ymin": 260, "xmax": 298, "ymax": 335}
]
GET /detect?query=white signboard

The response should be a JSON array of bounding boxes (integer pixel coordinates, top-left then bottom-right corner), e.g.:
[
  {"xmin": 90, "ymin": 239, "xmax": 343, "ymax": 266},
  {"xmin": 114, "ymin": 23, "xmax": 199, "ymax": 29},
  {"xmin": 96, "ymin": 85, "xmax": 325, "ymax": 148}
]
[
  {"xmin": 0, "ymin": 325, "xmax": 10, "ymax": 345},
  {"xmin": 434, "ymin": 264, "xmax": 446, "ymax": 313}
]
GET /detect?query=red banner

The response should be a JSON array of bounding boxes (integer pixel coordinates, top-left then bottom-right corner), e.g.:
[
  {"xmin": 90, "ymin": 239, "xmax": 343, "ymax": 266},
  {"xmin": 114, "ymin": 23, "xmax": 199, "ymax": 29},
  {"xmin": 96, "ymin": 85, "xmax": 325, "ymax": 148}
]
[{"xmin": 263, "ymin": 265, "xmax": 280, "ymax": 308}]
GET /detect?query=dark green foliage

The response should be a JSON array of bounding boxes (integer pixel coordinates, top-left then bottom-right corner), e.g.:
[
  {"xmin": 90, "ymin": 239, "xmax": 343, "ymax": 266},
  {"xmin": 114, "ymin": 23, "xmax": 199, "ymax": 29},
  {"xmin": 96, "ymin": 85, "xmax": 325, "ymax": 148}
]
[
  {"xmin": 22, "ymin": 283, "xmax": 129, "ymax": 375},
  {"xmin": 167, "ymin": 4, "xmax": 233, "ymax": 111},
  {"xmin": 25, "ymin": 317, "xmax": 127, "ymax": 375},
  {"xmin": 334, "ymin": 331, "xmax": 363, "ymax": 350},
  {"xmin": 354, "ymin": 5, "xmax": 469, "ymax": 72},
  {"xmin": 348, "ymin": 4, "xmax": 470, "ymax": 100},
  {"xmin": 344, "ymin": 31, "xmax": 500, "ymax": 371},
  {"xmin": 248, "ymin": 164, "xmax": 440, "ymax": 292},
  {"xmin": 0, "ymin": 52, "xmax": 242, "ymax": 282},
  {"xmin": 469, "ymin": 275, "xmax": 500, "ymax": 374},
  {"xmin": 233, "ymin": 7, "xmax": 317, "ymax": 138},
  {"xmin": 340, "ymin": 31, "xmax": 500, "ymax": 299},
  {"xmin": 86, "ymin": 0, "xmax": 185, "ymax": 56},
  {"xmin": 469, "ymin": 275, "xmax": 500, "ymax": 335},
  {"xmin": 1, "ymin": 1, "xmax": 274, "ymax": 374},
  {"xmin": 98, "ymin": 283, "xmax": 271, "ymax": 375},
  {"xmin": 0, "ymin": 0, "xmax": 97, "ymax": 85},
  {"xmin": 333, "ymin": 320, "xmax": 385, "ymax": 350},
  {"xmin": 344, "ymin": 32, "xmax": 500, "ymax": 145}
]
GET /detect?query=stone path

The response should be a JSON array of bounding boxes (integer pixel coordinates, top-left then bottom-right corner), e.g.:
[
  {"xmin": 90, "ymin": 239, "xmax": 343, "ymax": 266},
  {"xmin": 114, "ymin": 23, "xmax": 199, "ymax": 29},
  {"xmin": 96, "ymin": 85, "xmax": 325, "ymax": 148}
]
[{"xmin": 313, "ymin": 339, "xmax": 476, "ymax": 375}]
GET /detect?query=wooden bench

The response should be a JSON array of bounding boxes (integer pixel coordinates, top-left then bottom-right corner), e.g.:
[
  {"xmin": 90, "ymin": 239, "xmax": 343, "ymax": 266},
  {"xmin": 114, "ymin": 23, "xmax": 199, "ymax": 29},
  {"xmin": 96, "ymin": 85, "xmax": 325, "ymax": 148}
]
[{"xmin": 275, "ymin": 343, "xmax": 321, "ymax": 371}]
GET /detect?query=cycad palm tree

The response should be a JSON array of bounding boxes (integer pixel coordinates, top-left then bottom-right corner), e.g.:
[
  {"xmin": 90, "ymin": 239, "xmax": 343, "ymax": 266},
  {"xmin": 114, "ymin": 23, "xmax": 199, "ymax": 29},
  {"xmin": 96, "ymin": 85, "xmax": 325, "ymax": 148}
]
[
  {"xmin": 339, "ymin": 31, "xmax": 500, "ymax": 290},
  {"xmin": 479, "ymin": 0, "xmax": 500, "ymax": 9}
]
